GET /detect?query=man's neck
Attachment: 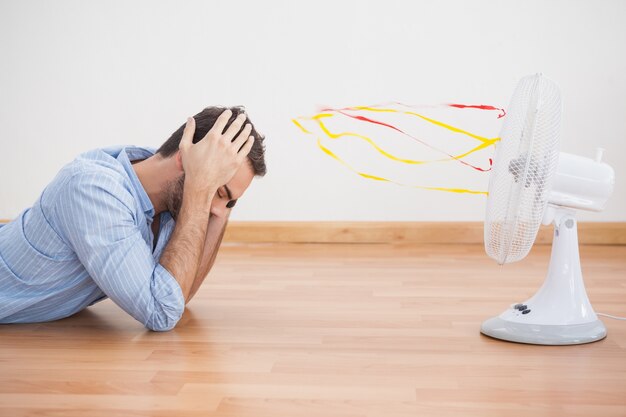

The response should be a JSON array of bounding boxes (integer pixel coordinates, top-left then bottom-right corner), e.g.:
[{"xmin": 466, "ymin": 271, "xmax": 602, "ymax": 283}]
[{"xmin": 132, "ymin": 154, "xmax": 176, "ymax": 215}]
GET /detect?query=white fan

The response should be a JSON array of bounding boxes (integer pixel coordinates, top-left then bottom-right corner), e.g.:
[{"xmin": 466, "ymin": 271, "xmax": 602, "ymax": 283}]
[{"xmin": 481, "ymin": 73, "xmax": 615, "ymax": 345}]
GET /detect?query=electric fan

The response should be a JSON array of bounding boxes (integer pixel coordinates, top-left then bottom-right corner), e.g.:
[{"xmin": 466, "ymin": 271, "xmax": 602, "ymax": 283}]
[{"xmin": 481, "ymin": 73, "xmax": 615, "ymax": 345}]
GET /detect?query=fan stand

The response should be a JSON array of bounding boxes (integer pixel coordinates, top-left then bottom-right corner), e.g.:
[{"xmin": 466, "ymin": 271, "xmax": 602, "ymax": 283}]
[{"xmin": 481, "ymin": 209, "xmax": 607, "ymax": 345}]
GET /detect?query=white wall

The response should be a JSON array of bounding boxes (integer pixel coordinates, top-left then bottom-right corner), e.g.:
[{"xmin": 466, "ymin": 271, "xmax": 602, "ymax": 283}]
[{"xmin": 1, "ymin": 0, "xmax": 624, "ymax": 221}]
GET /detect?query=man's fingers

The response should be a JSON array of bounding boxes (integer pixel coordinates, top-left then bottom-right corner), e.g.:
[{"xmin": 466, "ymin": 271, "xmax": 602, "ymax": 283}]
[
  {"xmin": 222, "ymin": 112, "xmax": 247, "ymax": 142},
  {"xmin": 179, "ymin": 117, "xmax": 196, "ymax": 150},
  {"xmin": 237, "ymin": 136, "xmax": 255, "ymax": 162},
  {"xmin": 232, "ymin": 123, "xmax": 252, "ymax": 151},
  {"xmin": 208, "ymin": 109, "xmax": 233, "ymax": 136}
]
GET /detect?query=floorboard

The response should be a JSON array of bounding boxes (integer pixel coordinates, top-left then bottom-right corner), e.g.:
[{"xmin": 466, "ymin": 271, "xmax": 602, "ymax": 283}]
[{"xmin": 1, "ymin": 243, "xmax": 625, "ymax": 417}]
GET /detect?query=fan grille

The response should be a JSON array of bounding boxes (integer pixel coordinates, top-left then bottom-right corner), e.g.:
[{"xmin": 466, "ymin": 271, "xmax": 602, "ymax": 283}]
[{"xmin": 484, "ymin": 74, "xmax": 562, "ymax": 264}]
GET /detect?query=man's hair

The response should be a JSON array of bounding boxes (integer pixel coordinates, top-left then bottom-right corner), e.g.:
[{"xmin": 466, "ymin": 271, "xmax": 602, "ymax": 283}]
[{"xmin": 156, "ymin": 106, "xmax": 266, "ymax": 176}]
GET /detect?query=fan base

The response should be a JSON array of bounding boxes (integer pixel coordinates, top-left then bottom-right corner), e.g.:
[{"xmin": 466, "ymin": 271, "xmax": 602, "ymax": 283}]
[{"xmin": 481, "ymin": 316, "xmax": 606, "ymax": 345}]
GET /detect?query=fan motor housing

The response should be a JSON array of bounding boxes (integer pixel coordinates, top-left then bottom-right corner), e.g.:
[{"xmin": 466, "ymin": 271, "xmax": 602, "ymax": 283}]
[{"xmin": 548, "ymin": 152, "xmax": 615, "ymax": 212}]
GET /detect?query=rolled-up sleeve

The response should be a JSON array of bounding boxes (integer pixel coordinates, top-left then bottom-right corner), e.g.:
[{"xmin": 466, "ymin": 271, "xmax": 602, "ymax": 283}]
[{"xmin": 54, "ymin": 171, "xmax": 184, "ymax": 331}]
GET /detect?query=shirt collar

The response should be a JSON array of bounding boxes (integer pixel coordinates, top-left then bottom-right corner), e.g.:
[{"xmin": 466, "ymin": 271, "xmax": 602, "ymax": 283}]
[{"xmin": 116, "ymin": 146, "xmax": 157, "ymax": 221}]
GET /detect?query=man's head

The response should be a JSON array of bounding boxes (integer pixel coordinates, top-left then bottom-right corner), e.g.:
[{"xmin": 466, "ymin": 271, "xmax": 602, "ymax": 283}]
[{"xmin": 156, "ymin": 106, "xmax": 266, "ymax": 219}]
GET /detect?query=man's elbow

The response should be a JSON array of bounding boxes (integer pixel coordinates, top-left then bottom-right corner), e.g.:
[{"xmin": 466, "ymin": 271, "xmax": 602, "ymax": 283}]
[
  {"xmin": 145, "ymin": 319, "xmax": 178, "ymax": 332},
  {"xmin": 144, "ymin": 302, "xmax": 184, "ymax": 332}
]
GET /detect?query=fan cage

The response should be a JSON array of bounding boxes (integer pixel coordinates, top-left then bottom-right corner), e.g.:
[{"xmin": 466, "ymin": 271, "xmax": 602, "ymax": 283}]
[{"xmin": 484, "ymin": 74, "xmax": 562, "ymax": 264}]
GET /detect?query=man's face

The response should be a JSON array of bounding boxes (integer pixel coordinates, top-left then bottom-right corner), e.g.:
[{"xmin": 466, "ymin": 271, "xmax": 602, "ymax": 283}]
[{"xmin": 166, "ymin": 161, "xmax": 255, "ymax": 221}]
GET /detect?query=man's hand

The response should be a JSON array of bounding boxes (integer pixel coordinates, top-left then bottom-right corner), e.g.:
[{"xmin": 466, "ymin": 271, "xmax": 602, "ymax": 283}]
[{"xmin": 179, "ymin": 109, "xmax": 254, "ymax": 199}]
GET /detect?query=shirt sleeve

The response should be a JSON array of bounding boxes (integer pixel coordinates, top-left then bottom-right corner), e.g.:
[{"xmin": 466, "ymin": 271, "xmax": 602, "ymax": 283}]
[{"xmin": 53, "ymin": 171, "xmax": 185, "ymax": 331}]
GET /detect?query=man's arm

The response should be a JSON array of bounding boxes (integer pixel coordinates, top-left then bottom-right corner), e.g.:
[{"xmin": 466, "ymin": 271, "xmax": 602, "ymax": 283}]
[
  {"xmin": 158, "ymin": 188, "xmax": 214, "ymax": 302},
  {"xmin": 186, "ymin": 213, "xmax": 229, "ymax": 302},
  {"xmin": 55, "ymin": 171, "xmax": 187, "ymax": 331},
  {"xmin": 162, "ymin": 111, "xmax": 254, "ymax": 304}
]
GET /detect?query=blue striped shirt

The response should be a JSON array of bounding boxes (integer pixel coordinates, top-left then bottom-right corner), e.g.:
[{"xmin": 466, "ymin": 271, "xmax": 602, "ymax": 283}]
[{"xmin": 0, "ymin": 146, "xmax": 185, "ymax": 331}]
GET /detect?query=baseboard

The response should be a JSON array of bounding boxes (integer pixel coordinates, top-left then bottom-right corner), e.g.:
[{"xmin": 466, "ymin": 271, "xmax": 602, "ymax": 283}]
[
  {"xmin": 2, "ymin": 219, "xmax": 624, "ymax": 244},
  {"xmin": 223, "ymin": 221, "xmax": 626, "ymax": 245}
]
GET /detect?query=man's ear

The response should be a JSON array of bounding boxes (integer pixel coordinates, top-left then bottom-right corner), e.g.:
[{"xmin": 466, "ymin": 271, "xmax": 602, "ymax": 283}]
[{"xmin": 175, "ymin": 151, "xmax": 184, "ymax": 173}]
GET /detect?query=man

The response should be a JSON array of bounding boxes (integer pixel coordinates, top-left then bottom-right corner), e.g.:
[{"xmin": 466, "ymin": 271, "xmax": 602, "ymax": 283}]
[{"xmin": 0, "ymin": 106, "xmax": 266, "ymax": 331}]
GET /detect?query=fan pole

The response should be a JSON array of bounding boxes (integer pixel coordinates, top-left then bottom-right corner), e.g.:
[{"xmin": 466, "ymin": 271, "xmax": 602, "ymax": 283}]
[{"xmin": 481, "ymin": 210, "xmax": 607, "ymax": 345}]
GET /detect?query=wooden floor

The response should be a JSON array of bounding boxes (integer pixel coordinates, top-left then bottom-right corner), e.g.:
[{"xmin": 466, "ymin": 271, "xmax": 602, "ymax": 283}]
[{"xmin": 1, "ymin": 243, "xmax": 625, "ymax": 417}]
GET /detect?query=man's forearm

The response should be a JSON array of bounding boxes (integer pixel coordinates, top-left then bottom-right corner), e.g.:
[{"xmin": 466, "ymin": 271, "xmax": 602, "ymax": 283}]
[
  {"xmin": 159, "ymin": 189, "xmax": 213, "ymax": 302},
  {"xmin": 187, "ymin": 214, "xmax": 228, "ymax": 302}
]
